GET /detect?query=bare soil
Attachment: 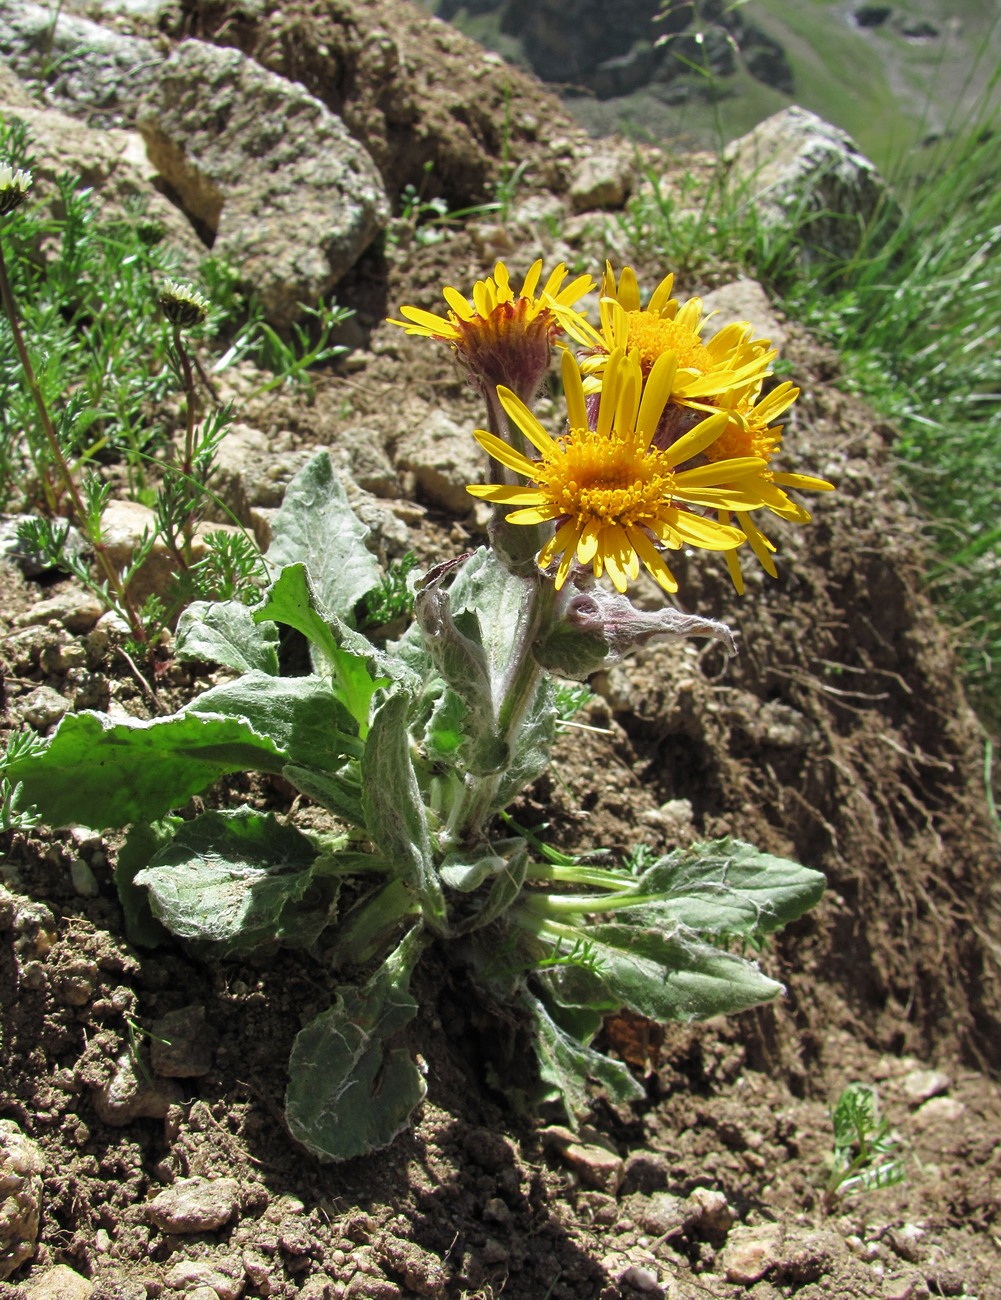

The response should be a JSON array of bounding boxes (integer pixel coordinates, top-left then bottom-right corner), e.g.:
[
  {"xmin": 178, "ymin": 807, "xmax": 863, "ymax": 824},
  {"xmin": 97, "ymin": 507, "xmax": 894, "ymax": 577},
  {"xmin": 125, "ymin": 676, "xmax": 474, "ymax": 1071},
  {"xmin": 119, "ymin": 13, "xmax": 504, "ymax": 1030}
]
[{"xmin": 1, "ymin": 3, "xmax": 1000, "ymax": 1298}]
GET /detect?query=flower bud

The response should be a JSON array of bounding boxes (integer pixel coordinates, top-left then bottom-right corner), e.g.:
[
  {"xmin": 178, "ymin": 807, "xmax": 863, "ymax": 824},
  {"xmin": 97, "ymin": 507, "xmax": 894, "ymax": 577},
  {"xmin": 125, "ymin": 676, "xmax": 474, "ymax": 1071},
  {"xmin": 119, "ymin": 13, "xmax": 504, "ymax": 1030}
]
[
  {"xmin": 0, "ymin": 163, "xmax": 32, "ymax": 216},
  {"xmin": 159, "ymin": 278, "xmax": 210, "ymax": 328}
]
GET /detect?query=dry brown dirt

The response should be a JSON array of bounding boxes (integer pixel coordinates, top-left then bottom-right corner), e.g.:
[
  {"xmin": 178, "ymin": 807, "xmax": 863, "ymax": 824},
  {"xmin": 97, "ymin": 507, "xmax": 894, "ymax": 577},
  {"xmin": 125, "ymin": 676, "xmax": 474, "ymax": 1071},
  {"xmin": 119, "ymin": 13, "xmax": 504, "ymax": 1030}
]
[{"xmin": 1, "ymin": 2, "xmax": 1000, "ymax": 1298}]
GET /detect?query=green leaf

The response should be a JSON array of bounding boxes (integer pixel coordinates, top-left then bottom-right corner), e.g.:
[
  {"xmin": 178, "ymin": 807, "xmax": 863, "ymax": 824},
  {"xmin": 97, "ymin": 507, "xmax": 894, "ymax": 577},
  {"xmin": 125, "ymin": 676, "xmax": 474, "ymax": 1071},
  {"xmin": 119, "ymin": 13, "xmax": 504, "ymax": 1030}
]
[
  {"xmin": 115, "ymin": 820, "xmax": 178, "ymax": 948},
  {"xmin": 629, "ymin": 838, "xmax": 826, "ymax": 937},
  {"xmin": 253, "ymin": 563, "xmax": 387, "ymax": 730},
  {"xmin": 414, "ymin": 556, "xmax": 506, "ymax": 775},
  {"xmin": 495, "ymin": 678, "xmax": 558, "ymax": 810},
  {"xmin": 540, "ymin": 919, "xmax": 783, "ymax": 1023},
  {"xmin": 442, "ymin": 840, "xmax": 530, "ymax": 936},
  {"xmin": 522, "ymin": 989, "xmax": 645, "ymax": 1120},
  {"xmin": 175, "ymin": 599, "xmax": 280, "ymax": 675},
  {"xmin": 186, "ymin": 671, "xmax": 363, "ymax": 768},
  {"xmin": 283, "ymin": 763, "xmax": 366, "ymax": 827},
  {"xmin": 266, "ymin": 451, "xmax": 383, "ymax": 621},
  {"xmin": 134, "ymin": 807, "xmax": 332, "ymax": 952},
  {"xmin": 362, "ymin": 691, "xmax": 446, "ymax": 931},
  {"xmin": 285, "ymin": 929, "xmax": 428, "ymax": 1161},
  {"xmin": 3, "ymin": 711, "xmax": 285, "ymax": 829}
]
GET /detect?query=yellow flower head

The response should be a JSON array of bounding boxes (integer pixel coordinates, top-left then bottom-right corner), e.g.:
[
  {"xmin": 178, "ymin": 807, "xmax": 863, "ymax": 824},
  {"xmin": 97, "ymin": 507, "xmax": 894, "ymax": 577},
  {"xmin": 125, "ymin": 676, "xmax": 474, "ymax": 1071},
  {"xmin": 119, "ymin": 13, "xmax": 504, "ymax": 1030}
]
[
  {"xmin": 699, "ymin": 377, "xmax": 835, "ymax": 594},
  {"xmin": 554, "ymin": 261, "xmax": 775, "ymax": 407},
  {"xmin": 388, "ymin": 259, "xmax": 594, "ymax": 403},
  {"xmin": 467, "ymin": 348, "xmax": 774, "ymax": 595}
]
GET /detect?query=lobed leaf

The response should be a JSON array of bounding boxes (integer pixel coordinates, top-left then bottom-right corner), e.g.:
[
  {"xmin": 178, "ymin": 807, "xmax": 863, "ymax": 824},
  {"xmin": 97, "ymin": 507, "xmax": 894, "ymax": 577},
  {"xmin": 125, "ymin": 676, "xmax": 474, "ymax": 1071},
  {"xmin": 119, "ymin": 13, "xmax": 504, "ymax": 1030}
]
[{"xmin": 2, "ymin": 710, "xmax": 285, "ymax": 829}]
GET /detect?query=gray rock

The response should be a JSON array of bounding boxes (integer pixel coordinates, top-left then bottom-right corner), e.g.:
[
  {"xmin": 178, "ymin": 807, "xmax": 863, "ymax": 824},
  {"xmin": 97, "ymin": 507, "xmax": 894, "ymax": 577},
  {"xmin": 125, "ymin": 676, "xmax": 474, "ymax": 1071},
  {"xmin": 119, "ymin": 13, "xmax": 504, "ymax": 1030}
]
[
  {"xmin": 0, "ymin": 1120, "xmax": 45, "ymax": 1280},
  {"xmin": 147, "ymin": 1176, "xmax": 240, "ymax": 1234},
  {"xmin": 20, "ymin": 684, "xmax": 71, "ymax": 731},
  {"xmin": 163, "ymin": 1257, "xmax": 244, "ymax": 1299},
  {"xmin": 211, "ymin": 424, "xmax": 312, "ymax": 525},
  {"xmin": 23, "ymin": 1263, "xmax": 93, "ymax": 1299},
  {"xmin": 91, "ymin": 1048, "xmax": 184, "ymax": 1125},
  {"xmin": 0, "ymin": 1, "xmax": 163, "ymax": 127},
  {"xmin": 0, "ymin": 103, "xmax": 204, "ymax": 267},
  {"xmin": 395, "ymin": 410, "xmax": 483, "ymax": 515},
  {"xmin": 151, "ymin": 1004, "xmax": 218, "ymax": 1078},
  {"xmin": 726, "ymin": 106, "xmax": 898, "ymax": 266},
  {"xmin": 559, "ymin": 1140, "xmax": 624, "ymax": 1194},
  {"xmin": 625, "ymin": 1190, "xmax": 687, "ymax": 1238},
  {"xmin": 900, "ymin": 1068, "xmax": 951, "ymax": 1104},
  {"xmin": 568, "ymin": 146, "xmax": 635, "ymax": 212},
  {"xmin": 722, "ymin": 1223, "xmax": 782, "ymax": 1284},
  {"xmin": 14, "ymin": 587, "xmax": 106, "ymax": 634},
  {"xmin": 137, "ymin": 40, "xmax": 389, "ymax": 327},
  {"xmin": 0, "ymin": 514, "xmax": 89, "ymax": 579}
]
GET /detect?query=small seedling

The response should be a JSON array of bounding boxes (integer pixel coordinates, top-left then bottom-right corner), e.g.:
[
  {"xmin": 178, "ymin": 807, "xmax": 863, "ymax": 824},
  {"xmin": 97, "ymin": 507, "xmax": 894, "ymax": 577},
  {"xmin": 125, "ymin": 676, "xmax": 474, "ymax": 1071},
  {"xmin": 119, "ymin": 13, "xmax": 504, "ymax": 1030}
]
[{"xmin": 823, "ymin": 1082, "xmax": 905, "ymax": 1211}]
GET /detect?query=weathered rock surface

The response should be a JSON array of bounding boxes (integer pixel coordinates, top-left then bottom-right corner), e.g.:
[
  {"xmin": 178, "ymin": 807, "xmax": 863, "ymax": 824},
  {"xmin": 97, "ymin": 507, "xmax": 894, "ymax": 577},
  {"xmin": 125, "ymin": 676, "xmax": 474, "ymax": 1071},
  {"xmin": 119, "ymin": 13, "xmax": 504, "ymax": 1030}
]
[
  {"xmin": 146, "ymin": 1176, "xmax": 240, "ymax": 1233},
  {"xmin": 0, "ymin": 0, "xmax": 163, "ymax": 127},
  {"xmin": 725, "ymin": 105, "xmax": 898, "ymax": 265},
  {"xmin": 0, "ymin": 100, "xmax": 204, "ymax": 267},
  {"xmin": 0, "ymin": 1119, "xmax": 45, "ymax": 1280},
  {"xmin": 137, "ymin": 39, "xmax": 390, "ymax": 326}
]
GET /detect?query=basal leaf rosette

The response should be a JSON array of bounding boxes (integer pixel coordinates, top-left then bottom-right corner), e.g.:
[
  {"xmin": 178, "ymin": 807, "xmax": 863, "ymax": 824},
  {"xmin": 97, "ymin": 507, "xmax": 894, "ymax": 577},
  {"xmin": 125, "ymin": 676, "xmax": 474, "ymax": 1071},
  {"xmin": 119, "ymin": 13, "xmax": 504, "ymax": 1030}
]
[
  {"xmin": 553, "ymin": 262, "xmax": 835, "ymax": 592},
  {"xmin": 466, "ymin": 347, "xmax": 777, "ymax": 595},
  {"xmin": 388, "ymin": 258, "xmax": 594, "ymax": 407}
]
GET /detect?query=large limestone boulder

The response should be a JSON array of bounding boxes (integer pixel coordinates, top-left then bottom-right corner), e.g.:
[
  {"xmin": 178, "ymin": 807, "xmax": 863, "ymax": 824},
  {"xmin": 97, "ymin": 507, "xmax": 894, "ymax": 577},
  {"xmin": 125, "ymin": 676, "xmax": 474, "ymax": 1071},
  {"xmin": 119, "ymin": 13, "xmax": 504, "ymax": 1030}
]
[
  {"xmin": 725, "ymin": 105, "xmax": 898, "ymax": 266},
  {"xmin": 137, "ymin": 39, "xmax": 390, "ymax": 328},
  {"xmin": 0, "ymin": 0, "xmax": 162, "ymax": 127}
]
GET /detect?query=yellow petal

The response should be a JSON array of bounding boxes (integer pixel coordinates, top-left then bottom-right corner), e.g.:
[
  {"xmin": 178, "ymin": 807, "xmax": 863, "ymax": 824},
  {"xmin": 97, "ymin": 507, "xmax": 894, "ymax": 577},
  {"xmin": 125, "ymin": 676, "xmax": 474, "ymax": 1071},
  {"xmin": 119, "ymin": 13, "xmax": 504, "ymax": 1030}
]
[
  {"xmin": 562, "ymin": 349, "xmax": 589, "ymax": 432},
  {"xmin": 617, "ymin": 266, "xmax": 642, "ymax": 313},
  {"xmin": 771, "ymin": 471, "xmax": 835, "ymax": 492},
  {"xmin": 576, "ymin": 518, "xmax": 602, "ymax": 565},
  {"xmin": 505, "ymin": 504, "xmax": 561, "ymax": 524},
  {"xmin": 627, "ymin": 526, "xmax": 679, "ymax": 593},
  {"xmin": 662, "ymin": 410, "xmax": 729, "ymax": 468},
  {"xmin": 395, "ymin": 305, "xmax": 459, "ymax": 339},
  {"xmin": 473, "ymin": 428, "xmax": 539, "ymax": 479},
  {"xmin": 496, "ymin": 387, "xmax": 558, "ymax": 455},
  {"xmin": 520, "ymin": 259, "xmax": 543, "ymax": 299},
  {"xmin": 465, "ymin": 484, "xmax": 547, "ymax": 504},
  {"xmin": 637, "ymin": 351, "xmax": 678, "ymax": 445},
  {"xmin": 648, "ymin": 273, "xmax": 676, "ymax": 316},
  {"xmin": 540, "ymin": 517, "xmax": 580, "ymax": 569},
  {"xmin": 441, "ymin": 287, "xmax": 474, "ymax": 320},
  {"xmin": 674, "ymin": 457, "xmax": 767, "ymax": 487}
]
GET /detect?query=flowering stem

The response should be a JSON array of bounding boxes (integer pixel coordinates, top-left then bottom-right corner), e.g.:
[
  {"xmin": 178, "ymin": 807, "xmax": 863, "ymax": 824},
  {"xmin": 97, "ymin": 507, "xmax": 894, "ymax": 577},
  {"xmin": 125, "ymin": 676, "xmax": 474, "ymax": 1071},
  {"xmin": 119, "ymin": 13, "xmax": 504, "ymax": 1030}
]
[
  {"xmin": 0, "ymin": 232, "xmax": 148, "ymax": 648},
  {"xmin": 172, "ymin": 321, "xmax": 198, "ymax": 561},
  {"xmin": 0, "ymin": 235, "xmax": 64, "ymax": 515},
  {"xmin": 444, "ymin": 572, "xmax": 566, "ymax": 845}
]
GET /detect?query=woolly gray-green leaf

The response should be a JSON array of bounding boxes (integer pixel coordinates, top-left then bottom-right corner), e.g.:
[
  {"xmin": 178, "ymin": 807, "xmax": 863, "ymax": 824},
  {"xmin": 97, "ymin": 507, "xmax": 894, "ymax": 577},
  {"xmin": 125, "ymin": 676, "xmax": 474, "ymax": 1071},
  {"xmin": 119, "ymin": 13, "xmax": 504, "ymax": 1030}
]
[
  {"xmin": 630, "ymin": 838, "xmax": 825, "ymax": 937},
  {"xmin": 266, "ymin": 451, "xmax": 383, "ymax": 621},
  {"xmin": 362, "ymin": 691, "xmax": 445, "ymax": 930},
  {"xmin": 175, "ymin": 599, "xmax": 279, "ymax": 675},
  {"xmin": 540, "ymin": 920, "xmax": 783, "ymax": 1023},
  {"xmin": 186, "ymin": 671, "xmax": 362, "ymax": 769},
  {"xmin": 2, "ymin": 710, "xmax": 285, "ymax": 829},
  {"xmin": 523, "ymin": 989, "xmax": 644, "ymax": 1120},
  {"xmin": 285, "ymin": 929, "xmax": 427, "ymax": 1161},
  {"xmin": 134, "ymin": 807, "xmax": 331, "ymax": 952}
]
